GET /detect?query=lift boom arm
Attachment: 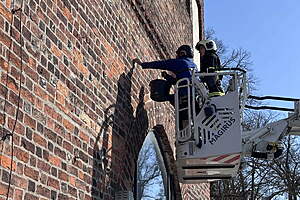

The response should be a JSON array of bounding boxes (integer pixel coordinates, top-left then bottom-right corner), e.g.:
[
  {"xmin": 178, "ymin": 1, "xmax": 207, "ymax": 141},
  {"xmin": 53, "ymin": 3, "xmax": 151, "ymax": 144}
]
[{"xmin": 242, "ymin": 97, "xmax": 300, "ymax": 160}]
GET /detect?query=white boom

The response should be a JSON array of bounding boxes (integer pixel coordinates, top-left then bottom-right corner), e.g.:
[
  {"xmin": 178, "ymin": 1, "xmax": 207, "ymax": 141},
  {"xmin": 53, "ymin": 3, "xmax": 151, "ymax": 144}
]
[{"xmin": 174, "ymin": 69, "xmax": 300, "ymax": 183}]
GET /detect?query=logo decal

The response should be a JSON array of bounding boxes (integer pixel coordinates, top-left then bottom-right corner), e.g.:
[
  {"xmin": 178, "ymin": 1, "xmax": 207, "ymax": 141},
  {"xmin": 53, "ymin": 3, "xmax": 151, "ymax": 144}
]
[{"xmin": 208, "ymin": 117, "xmax": 236, "ymax": 145}]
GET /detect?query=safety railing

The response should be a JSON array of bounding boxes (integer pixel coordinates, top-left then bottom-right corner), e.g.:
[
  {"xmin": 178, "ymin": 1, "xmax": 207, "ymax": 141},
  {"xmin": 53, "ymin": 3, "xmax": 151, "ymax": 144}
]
[
  {"xmin": 175, "ymin": 78, "xmax": 192, "ymax": 142},
  {"xmin": 175, "ymin": 68, "xmax": 247, "ymax": 142}
]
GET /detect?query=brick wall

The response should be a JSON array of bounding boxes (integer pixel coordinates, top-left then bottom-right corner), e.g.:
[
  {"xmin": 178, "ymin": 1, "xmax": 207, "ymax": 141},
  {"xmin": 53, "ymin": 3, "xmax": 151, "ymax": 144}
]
[{"xmin": 0, "ymin": 0, "xmax": 209, "ymax": 199}]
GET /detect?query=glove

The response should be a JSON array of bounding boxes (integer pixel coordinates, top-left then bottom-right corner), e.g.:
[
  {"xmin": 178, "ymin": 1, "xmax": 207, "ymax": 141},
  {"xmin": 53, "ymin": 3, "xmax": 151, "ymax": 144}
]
[
  {"xmin": 132, "ymin": 58, "xmax": 142, "ymax": 65},
  {"xmin": 161, "ymin": 71, "xmax": 168, "ymax": 78}
]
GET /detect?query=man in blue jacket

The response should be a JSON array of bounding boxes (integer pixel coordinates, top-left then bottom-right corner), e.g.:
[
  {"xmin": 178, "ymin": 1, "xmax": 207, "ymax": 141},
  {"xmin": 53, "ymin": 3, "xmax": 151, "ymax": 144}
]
[
  {"xmin": 133, "ymin": 45, "xmax": 197, "ymax": 129},
  {"xmin": 134, "ymin": 45, "xmax": 196, "ymax": 81}
]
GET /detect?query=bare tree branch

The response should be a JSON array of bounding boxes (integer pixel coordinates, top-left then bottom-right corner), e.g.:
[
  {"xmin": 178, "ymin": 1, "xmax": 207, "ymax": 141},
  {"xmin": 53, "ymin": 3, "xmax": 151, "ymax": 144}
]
[{"xmin": 137, "ymin": 142, "xmax": 166, "ymax": 200}]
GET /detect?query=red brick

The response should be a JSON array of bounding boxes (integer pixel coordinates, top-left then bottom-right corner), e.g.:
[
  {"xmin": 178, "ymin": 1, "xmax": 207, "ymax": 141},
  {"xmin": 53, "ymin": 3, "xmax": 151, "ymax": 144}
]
[
  {"xmin": 56, "ymin": 91, "xmax": 65, "ymax": 105},
  {"xmin": 36, "ymin": 185, "xmax": 50, "ymax": 198},
  {"xmin": 2, "ymin": 74, "xmax": 18, "ymax": 93},
  {"xmin": 54, "ymin": 146, "xmax": 66, "ymax": 159},
  {"xmin": 21, "ymin": 87, "xmax": 35, "ymax": 103},
  {"xmin": 47, "ymin": 177, "xmax": 60, "ymax": 190},
  {"xmin": 51, "ymin": 44, "xmax": 62, "ymax": 58},
  {"xmin": 78, "ymin": 170, "xmax": 84, "ymax": 181},
  {"xmin": 46, "ymin": 118, "xmax": 55, "ymax": 130},
  {"xmin": 0, "ymin": 182, "xmax": 8, "ymax": 196},
  {"xmin": 37, "ymin": 160, "xmax": 51, "ymax": 173},
  {"xmin": 49, "ymin": 154, "xmax": 61, "ymax": 167},
  {"xmin": 24, "ymin": 64, "xmax": 38, "ymax": 82},
  {"xmin": 0, "ymin": 113, "xmax": 4, "ymax": 125},
  {"xmin": 28, "ymin": 57, "xmax": 37, "ymax": 70},
  {"xmin": 0, "ymin": 57, "xmax": 9, "ymax": 71},
  {"xmin": 8, "ymin": 89, "xmax": 22, "ymax": 106},
  {"xmin": 0, "ymin": 30, "xmax": 10, "ymax": 48},
  {"xmin": 69, "ymin": 176, "xmax": 76, "ymax": 186},
  {"xmin": 62, "ymin": 6, "xmax": 73, "ymax": 22},
  {"xmin": 13, "ymin": 188, "xmax": 23, "ymax": 200},
  {"xmin": 75, "ymin": 179, "xmax": 86, "ymax": 191},
  {"xmin": 54, "ymin": 122, "xmax": 65, "ymax": 135},
  {"xmin": 24, "ymin": 165, "xmax": 39, "ymax": 181},
  {"xmin": 11, "ymin": 174, "xmax": 27, "ymax": 189},
  {"xmin": 63, "ymin": 140, "xmax": 73, "ymax": 153},
  {"xmin": 63, "ymin": 118, "xmax": 74, "ymax": 132},
  {"xmin": 0, "ymin": 1, "xmax": 12, "ymax": 22},
  {"xmin": 8, "ymin": 50, "xmax": 22, "ymax": 69},
  {"xmin": 58, "ymin": 170, "xmax": 69, "ymax": 181},
  {"xmin": 14, "ymin": 146, "xmax": 29, "ymax": 163},
  {"xmin": 35, "ymin": 97, "xmax": 44, "ymax": 111},
  {"xmin": 0, "ymin": 155, "xmax": 16, "ymax": 171},
  {"xmin": 34, "ymin": 85, "xmax": 48, "ymax": 100},
  {"xmin": 37, "ymin": 6, "xmax": 49, "ymax": 23},
  {"xmin": 44, "ymin": 104, "xmax": 54, "ymax": 118},
  {"xmin": 7, "ymin": 116, "xmax": 25, "ymax": 136},
  {"xmin": 24, "ymin": 193, "xmax": 39, "ymax": 200},
  {"xmin": 79, "ymin": 131, "xmax": 89, "ymax": 143},
  {"xmin": 33, "ymin": 133, "xmax": 47, "ymax": 148},
  {"xmin": 24, "ymin": 114, "xmax": 36, "ymax": 129}
]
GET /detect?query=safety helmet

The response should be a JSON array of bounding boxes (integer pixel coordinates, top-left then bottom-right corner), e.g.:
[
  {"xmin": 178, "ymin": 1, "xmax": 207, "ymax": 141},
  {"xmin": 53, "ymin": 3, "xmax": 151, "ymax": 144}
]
[
  {"xmin": 195, "ymin": 40, "xmax": 217, "ymax": 51},
  {"xmin": 176, "ymin": 45, "xmax": 194, "ymax": 58}
]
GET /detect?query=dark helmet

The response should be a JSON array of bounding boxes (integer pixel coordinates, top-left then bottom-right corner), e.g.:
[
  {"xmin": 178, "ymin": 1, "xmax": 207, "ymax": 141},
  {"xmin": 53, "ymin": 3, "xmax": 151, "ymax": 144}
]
[{"xmin": 176, "ymin": 45, "xmax": 194, "ymax": 58}]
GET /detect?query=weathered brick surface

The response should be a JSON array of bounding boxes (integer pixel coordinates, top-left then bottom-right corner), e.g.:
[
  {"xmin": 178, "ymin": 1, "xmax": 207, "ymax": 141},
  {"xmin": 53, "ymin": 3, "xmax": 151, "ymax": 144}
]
[{"xmin": 0, "ymin": 0, "xmax": 208, "ymax": 199}]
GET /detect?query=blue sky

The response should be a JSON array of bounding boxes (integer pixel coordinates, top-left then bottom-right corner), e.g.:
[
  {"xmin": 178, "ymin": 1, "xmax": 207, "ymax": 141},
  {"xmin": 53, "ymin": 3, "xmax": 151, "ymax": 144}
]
[{"xmin": 205, "ymin": 0, "xmax": 300, "ymax": 109}]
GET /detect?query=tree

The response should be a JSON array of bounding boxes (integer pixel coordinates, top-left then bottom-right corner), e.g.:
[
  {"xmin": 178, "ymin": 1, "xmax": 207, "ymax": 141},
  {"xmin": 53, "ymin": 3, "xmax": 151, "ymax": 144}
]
[
  {"xmin": 261, "ymin": 136, "xmax": 300, "ymax": 200},
  {"xmin": 137, "ymin": 141, "xmax": 166, "ymax": 200}
]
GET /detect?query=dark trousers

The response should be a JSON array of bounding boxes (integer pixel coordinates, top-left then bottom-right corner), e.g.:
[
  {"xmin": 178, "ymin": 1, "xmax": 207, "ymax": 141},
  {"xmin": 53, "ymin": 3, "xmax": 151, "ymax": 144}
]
[
  {"xmin": 168, "ymin": 94, "xmax": 200, "ymax": 130},
  {"xmin": 202, "ymin": 76, "xmax": 223, "ymax": 93}
]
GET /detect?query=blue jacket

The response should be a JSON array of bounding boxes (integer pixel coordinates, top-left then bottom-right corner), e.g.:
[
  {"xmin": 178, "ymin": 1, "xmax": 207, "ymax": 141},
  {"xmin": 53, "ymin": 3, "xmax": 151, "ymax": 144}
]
[{"xmin": 141, "ymin": 57, "xmax": 197, "ymax": 80}]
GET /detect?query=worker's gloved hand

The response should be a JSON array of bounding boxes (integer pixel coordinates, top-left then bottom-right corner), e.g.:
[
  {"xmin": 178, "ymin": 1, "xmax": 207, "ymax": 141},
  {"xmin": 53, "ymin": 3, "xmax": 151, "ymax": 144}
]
[
  {"xmin": 132, "ymin": 58, "xmax": 142, "ymax": 65},
  {"xmin": 216, "ymin": 79, "xmax": 222, "ymax": 86},
  {"xmin": 161, "ymin": 71, "xmax": 168, "ymax": 78}
]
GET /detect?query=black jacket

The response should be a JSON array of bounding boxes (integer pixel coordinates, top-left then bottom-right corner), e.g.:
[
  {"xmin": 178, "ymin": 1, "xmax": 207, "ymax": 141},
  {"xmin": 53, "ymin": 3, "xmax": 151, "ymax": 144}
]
[{"xmin": 200, "ymin": 51, "xmax": 221, "ymax": 73}]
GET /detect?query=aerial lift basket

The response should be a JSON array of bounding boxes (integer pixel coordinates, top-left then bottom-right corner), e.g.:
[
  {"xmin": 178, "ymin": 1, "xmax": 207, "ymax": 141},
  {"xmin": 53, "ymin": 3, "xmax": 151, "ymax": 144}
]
[{"xmin": 175, "ymin": 70, "xmax": 247, "ymax": 183}]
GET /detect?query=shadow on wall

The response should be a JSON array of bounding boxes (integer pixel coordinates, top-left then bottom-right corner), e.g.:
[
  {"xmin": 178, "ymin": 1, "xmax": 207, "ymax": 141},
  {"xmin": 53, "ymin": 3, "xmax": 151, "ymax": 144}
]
[{"xmin": 91, "ymin": 64, "xmax": 149, "ymax": 199}]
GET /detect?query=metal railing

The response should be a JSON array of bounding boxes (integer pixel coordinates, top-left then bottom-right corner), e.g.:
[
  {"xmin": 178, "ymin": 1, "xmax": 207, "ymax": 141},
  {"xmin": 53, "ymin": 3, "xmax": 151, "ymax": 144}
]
[
  {"xmin": 175, "ymin": 78, "xmax": 192, "ymax": 142},
  {"xmin": 174, "ymin": 68, "xmax": 247, "ymax": 142}
]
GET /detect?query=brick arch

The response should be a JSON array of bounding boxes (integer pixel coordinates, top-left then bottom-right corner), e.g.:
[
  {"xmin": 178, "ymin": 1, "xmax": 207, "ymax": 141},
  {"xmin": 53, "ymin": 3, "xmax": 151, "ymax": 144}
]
[
  {"xmin": 139, "ymin": 101, "xmax": 210, "ymax": 199},
  {"xmin": 152, "ymin": 124, "xmax": 183, "ymax": 200},
  {"xmin": 134, "ymin": 124, "xmax": 182, "ymax": 199}
]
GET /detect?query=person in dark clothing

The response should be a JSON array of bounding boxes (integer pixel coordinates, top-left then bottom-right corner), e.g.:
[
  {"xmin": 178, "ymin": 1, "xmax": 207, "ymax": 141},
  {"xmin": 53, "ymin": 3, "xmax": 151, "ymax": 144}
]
[
  {"xmin": 133, "ymin": 45, "xmax": 197, "ymax": 129},
  {"xmin": 195, "ymin": 40, "xmax": 224, "ymax": 96}
]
